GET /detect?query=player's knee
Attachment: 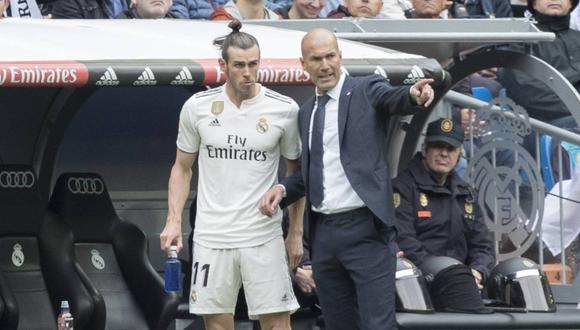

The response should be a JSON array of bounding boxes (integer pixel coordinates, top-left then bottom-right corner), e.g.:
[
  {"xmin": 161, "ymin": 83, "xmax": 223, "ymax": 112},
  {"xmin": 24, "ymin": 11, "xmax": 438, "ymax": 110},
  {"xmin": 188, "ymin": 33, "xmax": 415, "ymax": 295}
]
[{"xmin": 259, "ymin": 312, "xmax": 290, "ymax": 330}]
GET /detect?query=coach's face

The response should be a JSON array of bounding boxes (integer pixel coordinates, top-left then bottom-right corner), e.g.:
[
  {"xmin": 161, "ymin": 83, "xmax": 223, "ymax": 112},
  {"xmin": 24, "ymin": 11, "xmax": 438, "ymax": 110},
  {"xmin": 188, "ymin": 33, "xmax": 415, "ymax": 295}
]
[{"xmin": 301, "ymin": 29, "xmax": 342, "ymax": 94}]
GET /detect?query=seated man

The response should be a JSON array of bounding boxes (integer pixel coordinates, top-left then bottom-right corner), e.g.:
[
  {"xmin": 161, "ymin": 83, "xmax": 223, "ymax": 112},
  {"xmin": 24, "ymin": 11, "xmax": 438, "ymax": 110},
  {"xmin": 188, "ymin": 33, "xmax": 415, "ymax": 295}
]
[
  {"xmin": 327, "ymin": 0, "xmax": 383, "ymax": 17},
  {"xmin": 275, "ymin": 0, "xmax": 326, "ymax": 18},
  {"xmin": 117, "ymin": 0, "xmax": 180, "ymax": 18},
  {"xmin": 393, "ymin": 118, "xmax": 495, "ymax": 289},
  {"xmin": 210, "ymin": 0, "xmax": 280, "ymax": 19}
]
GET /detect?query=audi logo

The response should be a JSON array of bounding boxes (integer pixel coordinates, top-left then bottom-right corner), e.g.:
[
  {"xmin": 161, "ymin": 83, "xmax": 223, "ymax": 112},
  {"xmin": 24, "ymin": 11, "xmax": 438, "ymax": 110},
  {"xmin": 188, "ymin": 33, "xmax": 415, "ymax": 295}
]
[
  {"xmin": 0, "ymin": 171, "xmax": 35, "ymax": 189},
  {"xmin": 67, "ymin": 177, "xmax": 104, "ymax": 195}
]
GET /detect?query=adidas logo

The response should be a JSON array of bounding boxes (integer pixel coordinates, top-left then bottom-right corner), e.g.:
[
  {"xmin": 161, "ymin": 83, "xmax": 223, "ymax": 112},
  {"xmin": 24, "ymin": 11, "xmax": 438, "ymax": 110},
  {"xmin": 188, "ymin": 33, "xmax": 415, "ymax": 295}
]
[
  {"xmin": 171, "ymin": 67, "xmax": 194, "ymax": 85},
  {"xmin": 374, "ymin": 66, "xmax": 389, "ymax": 80},
  {"xmin": 133, "ymin": 67, "xmax": 157, "ymax": 86},
  {"xmin": 209, "ymin": 118, "xmax": 221, "ymax": 127},
  {"xmin": 96, "ymin": 67, "xmax": 120, "ymax": 86},
  {"xmin": 281, "ymin": 293, "xmax": 289, "ymax": 302},
  {"xmin": 403, "ymin": 65, "xmax": 425, "ymax": 85}
]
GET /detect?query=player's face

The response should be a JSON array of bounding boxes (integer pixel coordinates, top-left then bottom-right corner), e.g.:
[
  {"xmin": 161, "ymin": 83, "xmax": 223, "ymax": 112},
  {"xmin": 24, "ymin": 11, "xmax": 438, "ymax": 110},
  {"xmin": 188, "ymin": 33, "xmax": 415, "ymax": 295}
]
[
  {"xmin": 301, "ymin": 37, "xmax": 342, "ymax": 94},
  {"xmin": 422, "ymin": 142, "xmax": 461, "ymax": 175},
  {"xmin": 222, "ymin": 45, "xmax": 260, "ymax": 98},
  {"xmin": 533, "ymin": 0, "xmax": 572, "ymax": 16}
]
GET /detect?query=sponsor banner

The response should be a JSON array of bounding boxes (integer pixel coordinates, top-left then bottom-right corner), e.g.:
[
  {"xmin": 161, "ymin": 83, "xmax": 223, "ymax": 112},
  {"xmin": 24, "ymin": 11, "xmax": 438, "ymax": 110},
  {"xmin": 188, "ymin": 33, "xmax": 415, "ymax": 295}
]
[
  {"xmin": 86, "ymin": 62, "xmax": 203, "ymax": 87},
  {"xmin": 0, "ymin": 62, "xmax": 88, "ymax": 87},
  {"xmin": 342, "ymin": 58, "xmax": 444, "ymax": 86},
  {"xmin": 196, "ymin": 59, "xmax": 311, "ymax": 86}
]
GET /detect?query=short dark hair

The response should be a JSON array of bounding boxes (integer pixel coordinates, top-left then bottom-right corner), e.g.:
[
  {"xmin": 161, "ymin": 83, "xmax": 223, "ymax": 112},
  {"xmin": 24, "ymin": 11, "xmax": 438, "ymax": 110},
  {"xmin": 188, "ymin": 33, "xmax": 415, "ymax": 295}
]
[{"xmin": 213, "ymin": 20, "xmax": 260, "ymax": 62}]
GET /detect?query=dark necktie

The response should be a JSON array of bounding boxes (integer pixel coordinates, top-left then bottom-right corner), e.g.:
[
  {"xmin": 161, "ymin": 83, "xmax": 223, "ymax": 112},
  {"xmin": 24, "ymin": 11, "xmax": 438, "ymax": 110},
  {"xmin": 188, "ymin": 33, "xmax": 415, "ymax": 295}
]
[{"xmin": 309, "ymin": 94, "xmax": 331, "ymax": 208}]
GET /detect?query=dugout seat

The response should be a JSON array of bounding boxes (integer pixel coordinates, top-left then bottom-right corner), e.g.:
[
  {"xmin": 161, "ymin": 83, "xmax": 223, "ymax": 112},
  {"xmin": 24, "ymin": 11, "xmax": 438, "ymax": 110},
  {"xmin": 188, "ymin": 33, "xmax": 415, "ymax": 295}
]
[
  {"xmin": 0, "ymin": 165, "xmax": 98, "ymax": 330},
  {"xmin": 48, "ymin": 172, "xmax": 179, "ymax": 330}
]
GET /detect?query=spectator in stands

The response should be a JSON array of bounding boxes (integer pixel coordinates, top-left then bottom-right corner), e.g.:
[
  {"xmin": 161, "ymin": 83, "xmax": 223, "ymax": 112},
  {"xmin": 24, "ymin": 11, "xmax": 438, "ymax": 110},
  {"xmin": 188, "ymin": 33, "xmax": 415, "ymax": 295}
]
[
  {"xmin": 499, "ymin": 0, "xmax": 579, "ymax": 128},
  {"xmin": 117, "ymin": 0, "xmax": 180, "ymax": 18},
  {"xmin": 327, "ymin": 0, "xmax": 383, "ymax": 17},
  {"xmin": 210, "ymin": 0, "xmax": 280, "ymax": 19},
  {"xmin": 450, "ymin": 0, "xmax": 512, "ymax": 17},
  {"xmin": 276, "ymin": 0, "xmax": 327, "ymax": 18},
  {"xmin": 410, "ymin": 0, "xmax": 446, "ymax": 17},
  {"xmin": 51, "ymin": 0, "xmax": 108, "ymax": 18},
  {"xmin": 393, "ymin": 118, "xmax": 496, "ymax": 289},
  {"xmin": 170, "ymin": 0, "xmax": 227, "ymax": 19}
]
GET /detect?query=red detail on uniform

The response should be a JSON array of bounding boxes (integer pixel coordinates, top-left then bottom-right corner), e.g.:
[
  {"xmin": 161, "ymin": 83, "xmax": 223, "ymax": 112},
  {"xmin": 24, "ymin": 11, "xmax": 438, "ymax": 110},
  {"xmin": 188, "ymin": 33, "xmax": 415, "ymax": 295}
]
[
  {"xmin": 0, "ymin": 61, "xmax": 88, "ymax": 87},
  {"xmin": 417, "ymin": 210, "xmax": 431, "ymax": 218},
  {"xmin": 196, "ymin": 59, "xmax": 312, "ymax": 86}
]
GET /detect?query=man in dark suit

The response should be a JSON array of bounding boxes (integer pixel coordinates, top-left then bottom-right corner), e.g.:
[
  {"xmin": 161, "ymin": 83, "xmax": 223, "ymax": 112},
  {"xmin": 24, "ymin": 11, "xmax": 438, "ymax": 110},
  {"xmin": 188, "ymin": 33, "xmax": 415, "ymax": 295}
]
[{"xmin": 260, "ymin": 28, "xmax": 434, "ymax": 330}]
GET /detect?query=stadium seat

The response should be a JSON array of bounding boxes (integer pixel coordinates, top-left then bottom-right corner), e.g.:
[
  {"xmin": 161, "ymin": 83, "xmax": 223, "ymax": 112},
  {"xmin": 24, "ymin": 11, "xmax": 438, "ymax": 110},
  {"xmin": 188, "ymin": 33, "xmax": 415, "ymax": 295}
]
[
  {"xmin": 0, "ymin": 165, "xmax": 98, "ymax": 330},
  {"xmin": 539, "ymin": 135, "xmax": 580, "ymax": 192},
  {"xmin": 48, "ymin": 172, "xmax": 179, "ymax": 330}
]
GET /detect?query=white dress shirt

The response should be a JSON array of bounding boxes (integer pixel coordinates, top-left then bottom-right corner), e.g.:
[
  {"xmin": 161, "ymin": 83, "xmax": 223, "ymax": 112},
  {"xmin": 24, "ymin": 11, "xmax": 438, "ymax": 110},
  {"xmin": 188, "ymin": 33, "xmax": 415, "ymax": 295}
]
[{"xmin": 309, "ymin": 72, "xmax": 365, "ymax": 214}]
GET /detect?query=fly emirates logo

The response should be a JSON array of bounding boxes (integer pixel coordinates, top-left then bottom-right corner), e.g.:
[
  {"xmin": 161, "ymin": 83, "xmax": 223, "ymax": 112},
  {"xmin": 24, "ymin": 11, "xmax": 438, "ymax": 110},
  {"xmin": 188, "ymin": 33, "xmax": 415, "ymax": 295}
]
[
  {"xmin": 206, "ymin": 135, "xmax": 267, "ymax": 162},
  {"xmin": 0, "ymin": 65, "xmax": 83, "ymax": 86}
]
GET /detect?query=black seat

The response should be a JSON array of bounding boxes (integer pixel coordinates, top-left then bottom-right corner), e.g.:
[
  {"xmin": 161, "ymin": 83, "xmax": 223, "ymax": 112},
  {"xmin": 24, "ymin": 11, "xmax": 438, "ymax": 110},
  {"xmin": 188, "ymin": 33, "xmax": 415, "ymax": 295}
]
[
  {"xmin": 0, "ymin": 165, "xmax": 97, "ymax": 330},
  {"xmin": 48, "ymin": 172, "xmax": 179, "ymax": 330}
]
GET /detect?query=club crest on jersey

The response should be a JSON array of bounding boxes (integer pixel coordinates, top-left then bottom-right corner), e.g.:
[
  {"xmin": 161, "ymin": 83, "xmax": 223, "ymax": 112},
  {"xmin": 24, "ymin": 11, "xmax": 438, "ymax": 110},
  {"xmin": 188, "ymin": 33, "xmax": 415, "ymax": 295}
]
[
  {"xmin": 256, "ymin": 117, "xmax": 269, "ymax": 134},
  {"xmin": 211, "ymin": 101, "xmax": 224, "ymax": 116}
]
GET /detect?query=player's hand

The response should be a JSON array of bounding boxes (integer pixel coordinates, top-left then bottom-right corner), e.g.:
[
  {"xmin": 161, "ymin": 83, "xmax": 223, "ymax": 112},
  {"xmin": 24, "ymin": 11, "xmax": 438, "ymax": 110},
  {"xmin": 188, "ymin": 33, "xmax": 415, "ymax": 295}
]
[
  {"xmin": 410, "ymin": 78, "xmax": 435, "ymax": 107},
  {"xmin": 285, "ymin": 233, "xmax": 303, "ymax": 270},
  {"xmin": 471, "ymin": 268, "xmax": 483, "ymax": 289},
  {"xmin": 259, "ymin": 185, "xmax": 284, "ymax": 217},
  {"xmin": 295, "ymin": 266, "xmax": 316, "ymax": 294},
  {"xmin": 160, "ymin": 218, "xmax": 183, "ymax": 254}
]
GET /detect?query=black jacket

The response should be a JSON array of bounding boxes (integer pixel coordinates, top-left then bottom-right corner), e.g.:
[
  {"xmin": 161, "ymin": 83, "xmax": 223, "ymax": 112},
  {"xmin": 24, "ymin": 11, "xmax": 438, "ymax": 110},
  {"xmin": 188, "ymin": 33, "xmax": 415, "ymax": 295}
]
[
  {"xmin": 51, "ymin": 0, "xmax": 107, "ymax": 18},
  {"xmin": 393, "ymin": 153, "xmax": 495, "ymax": 281},
  {"xmin": 499, "ymin": 13, "xmax": 580, "ymax": 122}
]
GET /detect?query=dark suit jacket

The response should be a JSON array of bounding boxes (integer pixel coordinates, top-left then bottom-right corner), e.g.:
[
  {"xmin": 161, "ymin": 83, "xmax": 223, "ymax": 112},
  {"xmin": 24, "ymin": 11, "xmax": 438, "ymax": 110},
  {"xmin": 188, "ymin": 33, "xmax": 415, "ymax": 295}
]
[{"xmin": 282, "ymin": 74, "xmax": 422, "ymax": 250}]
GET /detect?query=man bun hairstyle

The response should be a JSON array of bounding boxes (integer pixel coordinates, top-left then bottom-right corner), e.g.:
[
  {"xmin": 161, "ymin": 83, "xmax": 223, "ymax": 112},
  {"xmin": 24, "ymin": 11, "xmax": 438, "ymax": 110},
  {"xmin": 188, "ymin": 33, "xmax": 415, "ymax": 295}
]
[{"xmin": 213, "ymin": 19, "xmax": 260, "ymax": 62}]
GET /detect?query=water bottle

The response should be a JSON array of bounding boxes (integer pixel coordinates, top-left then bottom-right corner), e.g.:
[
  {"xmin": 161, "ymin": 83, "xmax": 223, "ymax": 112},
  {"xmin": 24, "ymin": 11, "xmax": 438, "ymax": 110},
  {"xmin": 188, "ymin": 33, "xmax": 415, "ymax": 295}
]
[
  {"xmin": 164, "ymin": 245, "xmax": 181, "ymax": 292},
  {"xmin": 57, "ymin": 300, "xmax": 74, "ymax": 330}
]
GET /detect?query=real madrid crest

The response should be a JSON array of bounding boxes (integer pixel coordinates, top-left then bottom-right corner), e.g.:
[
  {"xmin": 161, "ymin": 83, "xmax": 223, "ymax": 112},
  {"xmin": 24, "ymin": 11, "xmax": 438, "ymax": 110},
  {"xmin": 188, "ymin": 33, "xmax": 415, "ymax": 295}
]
[
  {"xmin": 393, "ymin": 192, "xmax": 400, "ymax": 208},
  {"xmin": 256, "ymin": 117, "xmax": 269, "ymax": 134},
  {"xmin": 419, "ymin": 193, "xmax": 428, "ymax": 207},
  {"xmin": 191, "ymin": 289, "xmax": 198, "ymax": 303},
  {"xmin": 211, "ymin": 101, "xmax": 224, "ymax": 116},
  {"xmin": 465, "ymin": 203, "xmax": 473, "ymax": 214},
  {"xmin": 441, "ymin": 119, "xmax": 453, "ymax": 133}
]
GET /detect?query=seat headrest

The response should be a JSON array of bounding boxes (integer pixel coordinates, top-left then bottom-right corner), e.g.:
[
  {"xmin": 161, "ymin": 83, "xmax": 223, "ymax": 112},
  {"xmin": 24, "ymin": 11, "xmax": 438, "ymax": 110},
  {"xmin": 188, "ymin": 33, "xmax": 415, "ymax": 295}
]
[
  {"xmin": 49, "ymin": 173, "xmax": 116, "ymax": 220},
  {"xmin": 0, "ymin": 165, "xmax": 45, "ymax": 235}
]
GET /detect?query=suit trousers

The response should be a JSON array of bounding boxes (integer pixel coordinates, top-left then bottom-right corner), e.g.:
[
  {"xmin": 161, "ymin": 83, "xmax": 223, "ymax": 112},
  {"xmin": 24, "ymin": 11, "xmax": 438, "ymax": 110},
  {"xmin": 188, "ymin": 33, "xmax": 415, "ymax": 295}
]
[{"xmin": 311, "ymin": 207, "xmax": 397, "ymax": 330}]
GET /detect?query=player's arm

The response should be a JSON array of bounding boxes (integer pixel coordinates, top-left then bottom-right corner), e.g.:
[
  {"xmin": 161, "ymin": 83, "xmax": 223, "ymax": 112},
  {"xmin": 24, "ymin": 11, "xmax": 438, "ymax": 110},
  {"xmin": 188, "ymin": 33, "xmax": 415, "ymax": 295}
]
[
  {"xmin": 160, "ymin": 149, "xmax": 197, "ymax": 254},
  {"xmin": 285, "ymin": 158, "xmax": 305, "ymax": 270}
]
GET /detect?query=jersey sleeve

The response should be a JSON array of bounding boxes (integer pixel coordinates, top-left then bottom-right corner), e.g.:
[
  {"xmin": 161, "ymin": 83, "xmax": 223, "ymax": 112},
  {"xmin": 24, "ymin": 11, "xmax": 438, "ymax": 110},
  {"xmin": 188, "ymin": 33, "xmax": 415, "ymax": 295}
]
[
  {"xmin": 279, "ymin": 102, "xmax": 301, "ymax": 160},
  {"xmin": 176, "ymin": 98, "xmax": 201, "ymax": 154}
]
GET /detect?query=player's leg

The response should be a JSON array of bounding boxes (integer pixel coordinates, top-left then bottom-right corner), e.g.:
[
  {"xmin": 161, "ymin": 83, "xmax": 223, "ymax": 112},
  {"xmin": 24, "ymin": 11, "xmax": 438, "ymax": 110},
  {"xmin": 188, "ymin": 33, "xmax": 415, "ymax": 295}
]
[
  {"xmin": 189, "ymin": 243, "xmax": 242, "ymax": 330},
  {"xmin": 257, "ymin": 311, "xmax": 291, "ymax": 330},
  {"xmin": 240, "ymin": 237, "xmax": 299, "ymax": 328}
]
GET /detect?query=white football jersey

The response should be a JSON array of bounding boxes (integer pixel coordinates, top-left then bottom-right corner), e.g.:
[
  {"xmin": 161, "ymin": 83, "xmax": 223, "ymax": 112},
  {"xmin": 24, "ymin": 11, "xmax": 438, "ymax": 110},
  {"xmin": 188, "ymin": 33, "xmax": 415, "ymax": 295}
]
[{"xmin": 177, "ymin": 84, "xmax": 301, "ymax": 248}]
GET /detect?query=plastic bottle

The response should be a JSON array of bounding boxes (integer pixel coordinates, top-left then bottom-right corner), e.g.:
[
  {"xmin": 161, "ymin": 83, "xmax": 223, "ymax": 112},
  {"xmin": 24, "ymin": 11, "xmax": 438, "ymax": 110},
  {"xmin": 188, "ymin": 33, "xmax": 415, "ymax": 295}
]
[
  {"xmin": 164, "ymin": 245, "xmax": 181, "ymax": 292},
  {"xmin": 57, "ymin": 300, "xmax": 74, "ymax": 330}
]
